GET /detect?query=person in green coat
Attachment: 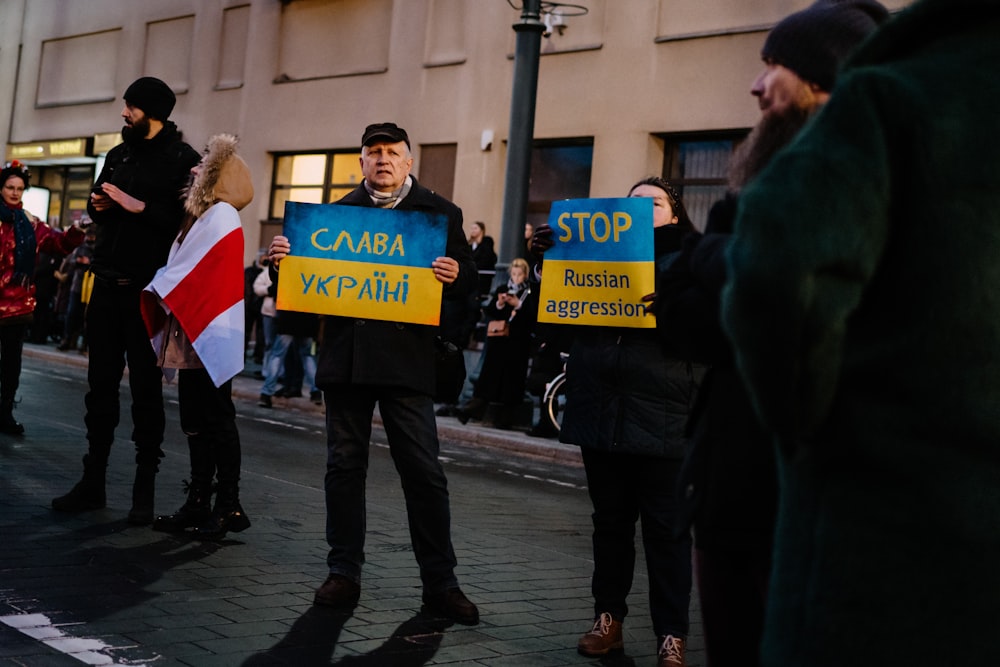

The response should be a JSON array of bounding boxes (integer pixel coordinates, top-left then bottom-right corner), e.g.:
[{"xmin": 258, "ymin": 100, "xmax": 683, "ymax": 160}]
[{"xmin": 722, "ymin": 0, "xmax": 1000, "ymax": 664}]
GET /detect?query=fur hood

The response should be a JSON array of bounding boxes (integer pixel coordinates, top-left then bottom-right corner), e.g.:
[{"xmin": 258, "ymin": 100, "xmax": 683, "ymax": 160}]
[{"xmin": 184, "ymin": 134, "xmax": 253, "ymax": 219}]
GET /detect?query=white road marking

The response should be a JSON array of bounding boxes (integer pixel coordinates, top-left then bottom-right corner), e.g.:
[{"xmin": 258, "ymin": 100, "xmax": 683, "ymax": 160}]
[{"xmin": 1, "ymin": 612, "xmax": 157, "ymax": 665}]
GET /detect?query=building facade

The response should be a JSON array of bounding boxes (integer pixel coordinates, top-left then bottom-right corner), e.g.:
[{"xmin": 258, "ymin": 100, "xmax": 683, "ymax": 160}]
[{"xmin": 0, "ymin": 0, "xmax": 910, "ymax": 263}]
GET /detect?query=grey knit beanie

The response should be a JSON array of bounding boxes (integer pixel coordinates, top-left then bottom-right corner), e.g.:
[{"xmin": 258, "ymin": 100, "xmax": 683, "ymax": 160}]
[{"xmin": 762, "ymin": 0, "xmax": 890, "ymax": 91}]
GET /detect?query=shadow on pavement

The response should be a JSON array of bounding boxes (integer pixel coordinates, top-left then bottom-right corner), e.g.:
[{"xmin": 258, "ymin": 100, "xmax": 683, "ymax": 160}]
[{"xmin": 242, "ymin": 606, "xmax": 452, "ymax": 666}]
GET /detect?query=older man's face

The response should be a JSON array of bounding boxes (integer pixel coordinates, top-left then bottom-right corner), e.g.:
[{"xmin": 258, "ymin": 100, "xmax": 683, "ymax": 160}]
[{"xmin": 360, "ymin": 140, "xmax": 413, "ymax": 192}]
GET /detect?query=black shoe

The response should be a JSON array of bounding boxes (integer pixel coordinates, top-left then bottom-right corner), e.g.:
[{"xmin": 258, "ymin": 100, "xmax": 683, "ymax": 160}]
[
  {"xmin": 153, "ymin": 502, "xmax": 212, "ymax": 533},
  {"xmin": 435, "ymin": 405, "xmax": 456, "ymax": 417},
  {"xmin": 310, "ymin": 390, "xmax": 323, "ymax": 405},
  {"xmin": 127, "ymin": 504, "xmax": 155, "ymax": 525},
  {"xmin": 422, "ymin": 587, "xmax": 479, "ymax": 625},
  {"xmin": 454, "ymin": 399, "xmax": 486, "ymax": 425},
  {"xmin": 193, "ymin": 503, "xmax": 251, "ymax": 540},
  {"xmin": 258, "ymin": 393, "xmax": 272, "ymax": 408},
  {"xmin": 0, "ymin": 414, "xmax": 24, "ymax": 435},
  {"xmin": 528, "ymin": 421, "xmax": 559, "ymax": 438},
  {"xmin": 314, "ymin": 574, "xmax": 361, "ymax": 608}
]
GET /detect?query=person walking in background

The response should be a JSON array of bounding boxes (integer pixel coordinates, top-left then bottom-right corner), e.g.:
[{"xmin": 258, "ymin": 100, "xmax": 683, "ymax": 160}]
[
  {"xmin": 252, "ymin": 260, "xmax": 277, "ymax": 377},
  {"xmin": 531, "ymin": 177, "xmax": 700, "ymax": 667},
  {"xmin": 468, "ymin": 220, "xmax": 497, "ymax": 298},
  {"xmin": 268, "ymin": 122, "xmax": 480, "ymax": 625},
  {"xmin": 0, "ymin": 161, "xmax": 84, "ymax": 434},
  {"xmin": 57, "ymin": 226, "xmax": 96, "ymax": 352},
  {"xmin": 244, "ymin": 250, "xmax": 266, "ymax": 365},
  {"xmin": 256, "ymin": 298, "xmax": 320, "ymax": 408},
  {"xmin": 454, "ymin": 257, "xmax": 537, "ymax": 429},
  {"xmin": 650, "ymin": 2, "xmax": 888, "ymax": 664},
  {"xmin": 722, "ymin": 1, "xmax": 1000, "ymax": 664},
  {"xmin": 51, "ymin": 76, "xmax": 201, "ymax": 525},
  {"xmin": 144, "ymin": 133, "xmax": 253, "ymax": 540}
]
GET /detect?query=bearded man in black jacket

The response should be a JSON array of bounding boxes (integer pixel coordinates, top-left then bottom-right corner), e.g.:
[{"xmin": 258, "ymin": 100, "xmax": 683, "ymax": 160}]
[{"xmin": 52, "ymin": 76, "xmax": 201, "ymax": 525}]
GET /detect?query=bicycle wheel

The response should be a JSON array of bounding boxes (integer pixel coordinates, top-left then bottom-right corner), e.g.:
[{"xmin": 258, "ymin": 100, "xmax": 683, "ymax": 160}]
[{"xmin": 545, "ymin": 374, "xmax": 567, "ymax": 432}]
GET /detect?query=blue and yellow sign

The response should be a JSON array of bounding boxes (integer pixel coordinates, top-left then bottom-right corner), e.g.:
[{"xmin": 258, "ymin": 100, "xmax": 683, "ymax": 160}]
[
  {"xmin": 276, "ymin": 201, "xmax": 447, "ymax": 325},
  {"xmin": 537, "ymin": 197, "xmax": 655, "ymax": 328}
]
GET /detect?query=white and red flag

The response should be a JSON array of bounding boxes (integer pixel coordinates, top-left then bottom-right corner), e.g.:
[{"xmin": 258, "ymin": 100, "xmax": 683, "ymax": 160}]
[{"xmin": 142, "ymin": 202, "xmax": 245, "ymax": 387}]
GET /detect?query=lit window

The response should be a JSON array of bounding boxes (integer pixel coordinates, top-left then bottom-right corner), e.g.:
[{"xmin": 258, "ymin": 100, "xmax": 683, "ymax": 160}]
[{"xmin": 269, "ymin": 150, "xmax": 362, "ymax": 220}]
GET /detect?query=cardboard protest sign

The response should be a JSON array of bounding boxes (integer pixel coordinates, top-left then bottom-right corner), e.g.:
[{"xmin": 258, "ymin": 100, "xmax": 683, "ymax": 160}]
[
  {"xmin": 537, "ymin": 197, "xmax": 655, "ymax": 328},
  {"xmin": 276, "ymin": 201, "xmax": 447, "ymax": 325}
]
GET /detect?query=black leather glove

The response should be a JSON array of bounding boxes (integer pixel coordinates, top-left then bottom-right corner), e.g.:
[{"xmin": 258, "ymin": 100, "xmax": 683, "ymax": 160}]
[{"xmin": 528, "ymin": 223, "xmax": 554, "ymax": 258}]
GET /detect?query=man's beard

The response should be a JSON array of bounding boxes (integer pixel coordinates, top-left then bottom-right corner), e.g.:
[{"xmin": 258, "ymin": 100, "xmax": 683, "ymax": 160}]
[
  {"xmin": 121, "ymin": 116, "xmax": 152, "ymax": 144},
  {"xmin": 728, "ymin": 104, "xmax": 813, "ymax": 191}
]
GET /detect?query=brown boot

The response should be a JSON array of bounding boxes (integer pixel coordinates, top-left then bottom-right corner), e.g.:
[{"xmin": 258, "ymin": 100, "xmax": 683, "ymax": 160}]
[
  {"xmin": 577, "ymin": 612, "xmax": 623, "ymax": 656},
  {"xmin": 657, "ymin": 634, "xmax": 686, "ymax": 667}
]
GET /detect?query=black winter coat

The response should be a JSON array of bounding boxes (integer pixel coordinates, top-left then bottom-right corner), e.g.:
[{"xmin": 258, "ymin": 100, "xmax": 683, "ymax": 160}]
[
  {"xmin": 654, "ymin": 194, "xmax": 777, "ymax": 549},
  {"xmin": 559, "ymin": 225, "xmax": 699, "ymax": 460},
  {"xmin": 87, "ymin": 122, "xmax": 200, "ymax": 285},
  {"xmin": 314, "ymin": 178, "xmax": 477, "ymax": 395}
]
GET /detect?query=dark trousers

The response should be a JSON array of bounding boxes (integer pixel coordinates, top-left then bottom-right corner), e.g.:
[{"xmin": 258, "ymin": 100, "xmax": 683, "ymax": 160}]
[
  {"xmin": 178, "ymin": 368, "xmax": 239, "ymax": 489},
  {"xmin": 323, "ymin": 384, "xmax": 458, "ymax": 593},
  {"xmin": 694, "ymin": 545, "xmax": 770, "ymax": 667},
  {"xmin": 83, "ymin": 281, "xmax": 164, "ymax": 465},
  {"xmin": 581, "ymin": 448, "xmax": 691, "ymax": 638},
  {"xmin": 0, "ymin": 323, "xmax": 26, "ymax": 403},
  {"xmin": 62, "ymin": 292, "xmax": 86, "ymax": 348}
]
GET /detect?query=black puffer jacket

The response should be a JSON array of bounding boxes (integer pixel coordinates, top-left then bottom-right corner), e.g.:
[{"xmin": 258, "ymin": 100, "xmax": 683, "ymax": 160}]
[
  {"xmin": 88, "ymin": 121, "xmax": 200, "ymax": 285},
  {"xmin": 559, "ymin": 225, "xmax": 700, "ymax": 459}
]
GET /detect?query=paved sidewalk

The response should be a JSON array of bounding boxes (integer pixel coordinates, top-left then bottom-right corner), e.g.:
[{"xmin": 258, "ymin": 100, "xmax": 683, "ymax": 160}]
[{"xmin": 23, "ymin": 344, "xmax": 582, "ymax": 470}]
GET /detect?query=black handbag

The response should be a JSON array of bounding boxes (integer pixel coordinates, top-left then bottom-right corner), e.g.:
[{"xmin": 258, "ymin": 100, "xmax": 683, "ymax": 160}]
[{"xmin": 433, "ymin": 337, "xmax": 466, "ymax": 403}]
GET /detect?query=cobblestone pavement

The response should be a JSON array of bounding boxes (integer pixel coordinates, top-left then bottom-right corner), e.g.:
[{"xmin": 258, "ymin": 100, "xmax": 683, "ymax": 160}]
[{"xmin": 0, "ymin": 345, "xmax": 703, "ymax": 666}]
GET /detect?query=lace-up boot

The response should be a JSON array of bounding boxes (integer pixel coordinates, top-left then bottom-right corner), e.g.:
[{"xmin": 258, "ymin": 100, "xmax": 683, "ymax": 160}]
[
  {"xmin": 657, "ymin": 634, "xmax": 686, "ymax": 667},
  {"xmin": 577, "ymin": 612, "xmax": 623, "ymax": 656}
]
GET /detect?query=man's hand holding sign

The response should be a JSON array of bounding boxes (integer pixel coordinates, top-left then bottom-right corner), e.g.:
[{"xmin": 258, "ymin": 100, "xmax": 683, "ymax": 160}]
[
  {"xmin": 535, "ymin": 197, "xmax": 656, "ymax": 328},
  {"xmin": 269, "ymin": 202, "xmax": 452, "ymax": 326}
]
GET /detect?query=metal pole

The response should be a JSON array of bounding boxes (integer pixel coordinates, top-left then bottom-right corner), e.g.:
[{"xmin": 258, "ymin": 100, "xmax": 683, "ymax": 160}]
[{"xmin": 498, "ymin": 0, "xmax": 545, "ymax": 265}]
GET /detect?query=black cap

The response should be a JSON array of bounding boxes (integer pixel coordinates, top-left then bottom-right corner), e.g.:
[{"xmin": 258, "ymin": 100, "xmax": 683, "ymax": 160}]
[
  {"xmin": 123, "ymin": 76, "xmax": 176, "ymax": 120},
  {"xmin": 362, "ymin": 123, "xmax": 410, "ymax": 149},
  {"xmin": 762, "ymin": 0, "xmax": 889, "ymax": 92}
]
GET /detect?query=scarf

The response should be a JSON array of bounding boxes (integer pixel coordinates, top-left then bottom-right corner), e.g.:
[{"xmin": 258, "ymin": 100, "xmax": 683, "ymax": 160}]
[
  {"xmin": 1, "ymin": 203, "xmax": 37, "ymax": 283},
  {"xmin": 506, "ymin": 277, "xmax": 530, "ymax": 301},
  {"xmin": 364, "ymin": 176, "xmax": 412, "ymax": 208}
]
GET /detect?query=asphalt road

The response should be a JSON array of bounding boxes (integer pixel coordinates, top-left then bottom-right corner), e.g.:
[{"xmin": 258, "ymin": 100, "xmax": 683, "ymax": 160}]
[{"xmin": 0, "ymin": 351, "xmax": 703, "ymax": 666}]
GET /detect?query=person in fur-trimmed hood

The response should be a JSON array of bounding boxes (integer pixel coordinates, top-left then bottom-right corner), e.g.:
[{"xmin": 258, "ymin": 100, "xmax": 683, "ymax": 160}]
[{"xmin": 142, "ymin": 133, "xmax": 254, "ymax": 540}]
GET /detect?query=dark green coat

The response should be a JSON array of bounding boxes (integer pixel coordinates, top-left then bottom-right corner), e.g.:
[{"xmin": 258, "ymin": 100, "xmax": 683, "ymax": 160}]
[{"xmin": 722, "ymin": 1, "xmax": 1000, "ymax": 664}]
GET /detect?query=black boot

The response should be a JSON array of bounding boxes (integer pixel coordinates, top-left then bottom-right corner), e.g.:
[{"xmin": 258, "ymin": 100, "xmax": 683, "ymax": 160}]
[
  {"xmin": 127, "ymin": 464, "xmax": 158, "ymax": 526},
  {"xmin": 0, "ymin": 398, "xmax": 24, "ymax": 435},
  {"xmin": 152, "ymin": 481, "xmax": 213, "ymax": 532},
  {"xmin": 52, "ymin": 454, "xmax": 107, "ymax": 512},
  {"xmin": 454, "ymin": 397, "xmax": 487, "ymax": 425},
  {"xmin": 127, "ymin": 445, "xmax": 164, "ymax": 525},
  {"xmin": 193, "ymin": 484, "xmax": 250, "ymax": 540},
  {"xmin": 153, "ymin": 435, "xmax": 215, "ymax": 533},
  {"xmin": 193, "ymin": 428, "xmax": 250, "ymax": 540}
]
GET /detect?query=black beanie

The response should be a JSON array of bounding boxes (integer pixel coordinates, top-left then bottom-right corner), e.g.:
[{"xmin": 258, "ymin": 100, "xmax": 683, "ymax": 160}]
[
  {"xmin": 123, "ymin": 76, "xmax": 176, "ymax": 120},
  {"xmin": 762, "ymin": 0, "xmax": 889, "ymax": 92}
]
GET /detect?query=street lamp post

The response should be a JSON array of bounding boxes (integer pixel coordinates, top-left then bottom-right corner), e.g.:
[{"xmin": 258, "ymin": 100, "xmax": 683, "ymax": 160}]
[{"xmin": 498, "ymin": 0, "xmax": 545, "ymax": 265}]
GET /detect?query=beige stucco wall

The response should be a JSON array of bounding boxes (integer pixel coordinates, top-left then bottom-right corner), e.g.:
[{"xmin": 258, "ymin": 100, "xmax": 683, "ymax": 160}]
[{"xmin": 0, "ymin": 0, "xmax": 913, "ymax": 263}]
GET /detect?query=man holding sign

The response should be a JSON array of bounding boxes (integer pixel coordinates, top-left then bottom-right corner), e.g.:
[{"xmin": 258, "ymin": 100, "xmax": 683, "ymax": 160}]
[{"xmin": 268, "ymin": 123, "xmax": 479, "ymax": 624}]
